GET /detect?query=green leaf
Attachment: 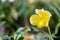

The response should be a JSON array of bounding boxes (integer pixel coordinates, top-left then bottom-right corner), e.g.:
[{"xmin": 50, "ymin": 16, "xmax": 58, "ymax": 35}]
[
  {"xmin": 16, "ymin": 27, "xmax": 24, "ymax": 34},
  {"xmin": 3, "ymin": 35, "xmax": 10, "ymax": 40},
  {"xmin": 46, "ymin": 2, "xmax": 60, "ymax": 19},
  {"xmin": 16, "ymin": 32, "xmax": 23, "ymax": 40},
  {"xmin": 0, "ymin": 21, "xmax": 6, "ymax": 27},
  {"xmin": 18, "ymin": 0, "xmax": 27, "ymax": 16},
  {"xmin": 10, "ymin": 8, "xmax": 18, "ymax": 20},
  {"xmin": 14, "ymin": 27, "xmax": 24, "ymax": 40},
  {"xmin": 0, "ymin": 11, "xmax": 5, "ymax": 19},
  {"xmin": 30, "ymin": 26, "xmax": 40, "ymax": 32},
  {"xmin": 14, "ymin": 32, "xmax": 24, "ymax": 40}
]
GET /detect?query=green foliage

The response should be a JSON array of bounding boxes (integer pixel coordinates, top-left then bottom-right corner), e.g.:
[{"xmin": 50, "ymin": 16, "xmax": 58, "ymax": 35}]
[
  {"xmin": 14, "ymin": 27, "xmax": 24, "ymax": 40},
  {"xmin": 0, "ymin": 0, "xmax": 60, "ymax": 40},
  {"xmin": 0, "ymin": 21, "xmax": 6, "ymax": 27},
  {"xmin": 10, "ymin": 8, "xmax": 18, "ymax": 20},
  {"xmin": 3, "ymin": 35, "xmax": 10, "ymax": 40}
]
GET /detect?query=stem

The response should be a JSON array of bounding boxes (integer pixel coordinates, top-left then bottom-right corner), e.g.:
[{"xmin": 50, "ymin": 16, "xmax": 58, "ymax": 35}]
[{"xmin": 47, "ymin": 25, "xmax": 53, "ymax": 40}]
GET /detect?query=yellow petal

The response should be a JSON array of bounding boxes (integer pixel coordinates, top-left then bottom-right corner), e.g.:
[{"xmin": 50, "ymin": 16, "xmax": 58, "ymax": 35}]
[
  {"xmin": 35, "ymin": 9, "xmax": 52, "ymax": 18},
  {"xmin": 35, "ymin": 9, "xmax": 51, "ymax": 27},
  {"xmin": 30, "ymin": 14, "xmax": 42, "ymax": 26},
  {"xmin": 43, "ymin": 20, "xmax": 49, "ymax": 27},
  {"xmin": 30, "ymin": 9, "xmax": 52, "ymax": 29},
  {"xmin": 37, "ymin": 20, "xmax": 45, "ymax": 28}
]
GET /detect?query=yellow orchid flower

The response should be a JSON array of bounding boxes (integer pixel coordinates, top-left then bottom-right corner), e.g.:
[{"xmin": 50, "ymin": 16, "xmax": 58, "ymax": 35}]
[{"xmin": 30, "ymin": 9, "xmax": 52, "ymax": 29}]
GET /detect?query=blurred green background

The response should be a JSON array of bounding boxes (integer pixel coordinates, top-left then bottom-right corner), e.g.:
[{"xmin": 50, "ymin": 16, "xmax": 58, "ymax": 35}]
[{"xmin": 0, "ymin": 0, "xmax": 60, "ymax": 40}]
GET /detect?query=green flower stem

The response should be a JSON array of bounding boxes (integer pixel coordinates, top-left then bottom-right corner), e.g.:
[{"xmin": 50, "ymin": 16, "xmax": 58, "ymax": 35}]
[{"xmin": 47, "ymin": 25, "xmax": 53, "ymax": 40}]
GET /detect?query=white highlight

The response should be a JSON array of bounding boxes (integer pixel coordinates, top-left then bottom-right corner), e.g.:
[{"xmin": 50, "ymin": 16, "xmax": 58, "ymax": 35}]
[
  {"xmin": 9, "ymin": 0, "xmax": 14, "ymax": 2},
  {"xmin": 41, "ymin": 9, "xmax": 44, "ymax": 11},
  {"xmin": 1, "ymin": 0, "xmax": 6, "ymax": 2},
  {"xmin": 50, "ymin": 13, "xmax": 52, "ymax": 17},
  {"xmin": 35, "ymin": 9, "xmax": 38, "ymax": 13}
]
